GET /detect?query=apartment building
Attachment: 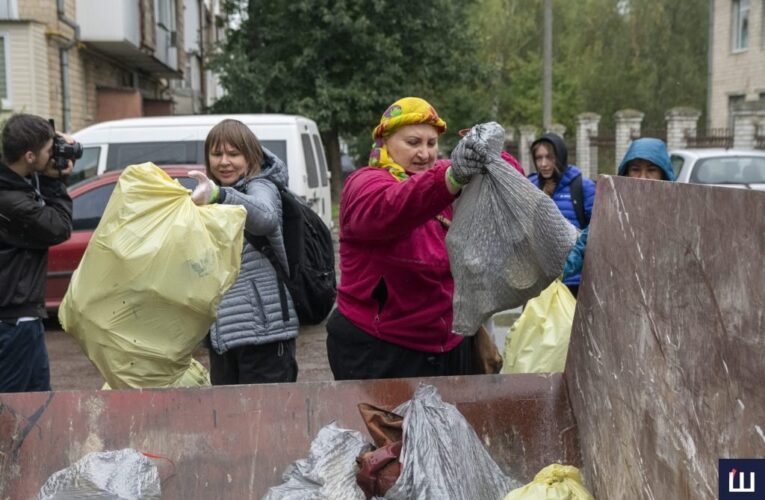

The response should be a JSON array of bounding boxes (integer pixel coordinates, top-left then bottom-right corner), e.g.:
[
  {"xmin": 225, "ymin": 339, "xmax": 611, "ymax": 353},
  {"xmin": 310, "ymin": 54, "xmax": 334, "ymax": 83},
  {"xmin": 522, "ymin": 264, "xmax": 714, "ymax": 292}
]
[
  {"xmin": 172, "ymin": 0, "xmax": 224, "ymax": 114},
  {"xmin": 708, "ymin": 0, "xmax": 765, "ymax": 129},
  {"xmin": 0, "ymin": 0, "xmax": 224, "ymax": 132}
]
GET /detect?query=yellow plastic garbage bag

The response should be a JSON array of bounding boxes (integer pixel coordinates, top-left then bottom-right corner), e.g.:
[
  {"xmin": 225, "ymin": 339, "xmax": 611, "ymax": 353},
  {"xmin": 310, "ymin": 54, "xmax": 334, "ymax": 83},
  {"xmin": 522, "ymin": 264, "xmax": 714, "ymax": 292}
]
[
  {"xmin": 102, "ymin": 358, "xmax": 211, "ymax": 389},
  {"xmin": 502, "ymin": 280, "xmax": 575, "ymax": 373},
  {"xmin": 59, "ymin": 163, "xmax": 246, "ymax": 389},
  {"xmin": 503, "ymin": 464, "xmax": 594, "ymax": 500}
]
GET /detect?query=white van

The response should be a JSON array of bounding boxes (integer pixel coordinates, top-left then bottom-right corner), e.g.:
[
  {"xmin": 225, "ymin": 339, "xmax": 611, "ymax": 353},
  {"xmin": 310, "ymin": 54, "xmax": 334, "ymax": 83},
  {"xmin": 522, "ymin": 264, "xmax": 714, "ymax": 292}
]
[{"xmin": 71, "ymin": 114, "xmax": 333, "ymax": 227}]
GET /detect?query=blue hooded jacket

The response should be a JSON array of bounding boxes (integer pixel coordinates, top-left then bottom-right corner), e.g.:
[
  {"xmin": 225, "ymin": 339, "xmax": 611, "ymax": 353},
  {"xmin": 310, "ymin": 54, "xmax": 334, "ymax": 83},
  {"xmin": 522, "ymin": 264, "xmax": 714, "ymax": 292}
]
[
  {"xmin": 617, "ymin": 138, "xmax": 676, "ymax": 181},
  {"xmin": 529, "ymin": 132, "xmax": 596, "ymax": 287},
  {"xmin": 563, "ymin": 138, "xmax": 675, "ymax": 281}
]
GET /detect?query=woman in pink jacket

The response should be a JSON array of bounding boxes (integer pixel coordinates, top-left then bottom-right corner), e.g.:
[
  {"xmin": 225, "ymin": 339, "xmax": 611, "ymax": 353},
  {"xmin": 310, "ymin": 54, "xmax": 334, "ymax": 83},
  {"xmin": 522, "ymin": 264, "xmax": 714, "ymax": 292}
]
[{"xmin": 326, "ymin": 97, "xmax": 486, "ymax": 380}]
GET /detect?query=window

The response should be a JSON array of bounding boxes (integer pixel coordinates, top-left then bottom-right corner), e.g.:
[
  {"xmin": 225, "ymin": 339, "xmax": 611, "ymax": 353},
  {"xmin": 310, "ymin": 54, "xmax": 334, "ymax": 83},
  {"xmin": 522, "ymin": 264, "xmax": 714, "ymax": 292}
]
[
  {"xmin": 261, "ymin": 140, "xmax": 287, "ymax": 167},
  {"xmin": 301, "ymin": 133, "xmax": 319, "ymax": 188},
  {"xmin": 690, "ymin": 156, "xmax": 765, "ymax": 185},
  {"xmin": 104, "ymin": 140, "xmax": 288, "ymax": 171},
  {"xmin": 311, "ymin": 135, "xmax": 329, "ymax": 187},
  {"xmin": 670, "ymin": 155, "xmax": 685, "ymax": 179},
  {"xmin": 156, "ymin": 0, "xmax": 176, "ymax": 31},
  {"xmin": 728, "ymin": 94, "xmax": 745, "ymax": 129},
  {"xmin": 732, "ymin": 0, "xmax": 750, "ymax": 51},
  {"xmin": 0, "ymin": 1, "xmax": 18, "ymax": 19},
  {"xmin": 106, "ymin": 141, "xmax": 200, "ymax": 170},
  {"xmin": 72, "ymin": 183, "xmax": 117, "ymax": 231},
  {"xmin": 0, "ymin": 34, "xmax": 10, "ymax": 108},
  {"xmin": 66, "ymin": 147, "xmax": 101, "ymax": 186}
]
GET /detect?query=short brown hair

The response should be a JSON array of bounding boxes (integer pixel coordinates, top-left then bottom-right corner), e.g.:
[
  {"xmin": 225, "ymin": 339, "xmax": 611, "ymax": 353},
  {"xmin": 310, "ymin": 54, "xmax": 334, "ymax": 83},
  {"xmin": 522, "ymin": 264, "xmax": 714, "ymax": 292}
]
[
  {"xmin": 204, "ymin": 119, "xmax": 264, "ymax": 183},
  {"xmin": 2, "ymin": 114, "xmax": 55, "ymax": 164}
]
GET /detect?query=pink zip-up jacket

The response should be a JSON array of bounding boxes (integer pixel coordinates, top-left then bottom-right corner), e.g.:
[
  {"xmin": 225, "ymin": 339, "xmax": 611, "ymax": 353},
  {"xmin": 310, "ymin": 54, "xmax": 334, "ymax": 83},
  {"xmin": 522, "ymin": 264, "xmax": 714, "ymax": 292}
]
[{"xmin": 336, "ymin": 160, "xmax": 465, "ymax": 352}]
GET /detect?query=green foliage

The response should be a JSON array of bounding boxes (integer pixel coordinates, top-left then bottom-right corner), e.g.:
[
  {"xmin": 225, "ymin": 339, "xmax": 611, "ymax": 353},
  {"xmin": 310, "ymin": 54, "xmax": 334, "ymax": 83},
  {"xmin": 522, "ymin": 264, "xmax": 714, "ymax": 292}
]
[
  {"xmin": 562, "ymin": 0, "xmax": 709, "ymax": 131},
  {"xmin": 210, "ymin": 0, "xmax": 482, "ymax": 137},
  {"xmin": 458, "ymin": 0, "xmax": 708, "ymax": 134},
  {"xmin": 210, "ymin": 0, "xmax": 709, "ymax": 167}
]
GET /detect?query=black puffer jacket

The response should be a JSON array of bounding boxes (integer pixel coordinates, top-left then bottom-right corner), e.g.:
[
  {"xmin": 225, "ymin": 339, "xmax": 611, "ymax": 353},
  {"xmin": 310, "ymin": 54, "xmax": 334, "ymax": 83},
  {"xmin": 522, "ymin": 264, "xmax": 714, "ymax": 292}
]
[{"xmin": 0, "ymin": 164, "xmax": 72, "ymax": 319}]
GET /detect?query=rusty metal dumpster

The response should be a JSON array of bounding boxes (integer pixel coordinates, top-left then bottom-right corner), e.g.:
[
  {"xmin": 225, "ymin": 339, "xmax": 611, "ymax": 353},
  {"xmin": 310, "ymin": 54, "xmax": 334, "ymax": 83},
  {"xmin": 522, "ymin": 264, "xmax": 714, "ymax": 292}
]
[{"xmin": 2, "ymin": 176, "xmax": 763, "ymax": 499}]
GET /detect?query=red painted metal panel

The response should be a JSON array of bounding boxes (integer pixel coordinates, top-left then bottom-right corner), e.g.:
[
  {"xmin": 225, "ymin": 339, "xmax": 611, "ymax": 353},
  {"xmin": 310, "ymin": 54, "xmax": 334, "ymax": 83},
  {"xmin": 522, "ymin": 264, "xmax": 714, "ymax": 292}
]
[{"xmin": 0, "ymin": 374, "xmax": 579, "ymax": 498}]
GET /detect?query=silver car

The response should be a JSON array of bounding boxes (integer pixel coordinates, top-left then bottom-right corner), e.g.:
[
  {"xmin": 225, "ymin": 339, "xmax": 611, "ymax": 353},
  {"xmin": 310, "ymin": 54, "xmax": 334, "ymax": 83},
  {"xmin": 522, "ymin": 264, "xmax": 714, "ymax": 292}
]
[{"xmin": 670, "ymin": 149, "xmax": 765, "ymax": 191}]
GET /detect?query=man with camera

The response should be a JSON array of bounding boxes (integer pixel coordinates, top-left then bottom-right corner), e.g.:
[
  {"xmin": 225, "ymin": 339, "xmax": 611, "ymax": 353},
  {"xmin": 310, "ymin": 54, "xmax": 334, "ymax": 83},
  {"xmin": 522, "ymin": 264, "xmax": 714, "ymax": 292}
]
[{"xmin": 0, "ymin": 113, "xmax": 79, "ymax": 392}]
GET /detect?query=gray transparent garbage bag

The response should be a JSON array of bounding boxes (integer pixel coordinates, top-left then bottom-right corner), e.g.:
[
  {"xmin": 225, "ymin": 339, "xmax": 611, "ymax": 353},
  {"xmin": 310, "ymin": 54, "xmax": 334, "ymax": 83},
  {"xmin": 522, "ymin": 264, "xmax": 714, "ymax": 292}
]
[
  {"xmin": 262, "ymin": 423, "xmax": 372, "ymax": 500},
  {"xmin": 37, "ymin": 448, "xmax": 161, "ymax": 500},
  {"xmin": 385, "ymin": 384, "xmax": 522, "ymax": 500},
  {"xmin": 447, "ymin": 122, "xmax": 578, "ymax": 335}
]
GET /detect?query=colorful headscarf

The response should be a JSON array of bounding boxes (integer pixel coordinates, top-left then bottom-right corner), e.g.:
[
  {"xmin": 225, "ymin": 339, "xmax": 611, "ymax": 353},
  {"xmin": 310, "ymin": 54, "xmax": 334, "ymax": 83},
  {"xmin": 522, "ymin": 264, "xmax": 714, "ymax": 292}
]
[{"xmin": 369, "ymin": 97, "xmax": 447, "ymax": 181}]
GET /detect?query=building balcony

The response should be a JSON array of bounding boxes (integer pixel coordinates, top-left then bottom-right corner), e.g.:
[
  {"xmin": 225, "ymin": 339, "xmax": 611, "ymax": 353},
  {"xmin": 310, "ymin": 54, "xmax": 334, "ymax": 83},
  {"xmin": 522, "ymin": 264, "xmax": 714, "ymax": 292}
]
[{"xmin": 75, "ymin": 0, "xmax": 180, "ymax": 77}]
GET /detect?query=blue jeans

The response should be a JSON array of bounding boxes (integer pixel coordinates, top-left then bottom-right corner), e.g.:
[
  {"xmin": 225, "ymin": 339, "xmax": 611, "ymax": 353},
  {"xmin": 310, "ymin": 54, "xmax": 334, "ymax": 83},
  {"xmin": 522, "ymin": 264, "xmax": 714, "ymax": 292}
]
[{"xmin": 0, "ymin": 319, "xmax": 51, "ymax": 392}]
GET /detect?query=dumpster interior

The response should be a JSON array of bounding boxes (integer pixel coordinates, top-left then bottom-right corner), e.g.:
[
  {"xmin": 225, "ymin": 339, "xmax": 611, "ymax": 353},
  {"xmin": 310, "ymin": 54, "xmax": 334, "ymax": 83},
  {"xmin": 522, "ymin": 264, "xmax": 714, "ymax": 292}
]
[{"xmin": 1, "ymin": 176, "xmax": 763, "ymax": 498}]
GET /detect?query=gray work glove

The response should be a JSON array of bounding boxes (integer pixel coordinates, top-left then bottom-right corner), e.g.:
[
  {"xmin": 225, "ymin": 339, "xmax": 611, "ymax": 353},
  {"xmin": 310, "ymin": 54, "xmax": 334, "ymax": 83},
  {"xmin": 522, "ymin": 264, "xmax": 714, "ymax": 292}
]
[{"xmin": 450, "ymin": 138, "xmax": 489, "ymax": 185}]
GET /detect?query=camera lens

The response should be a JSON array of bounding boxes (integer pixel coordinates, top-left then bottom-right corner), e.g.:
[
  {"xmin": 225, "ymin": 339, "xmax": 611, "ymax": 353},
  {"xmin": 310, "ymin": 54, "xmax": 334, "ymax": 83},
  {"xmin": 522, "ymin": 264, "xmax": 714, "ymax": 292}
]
[{"xmin": 71, "ymin": 142, "xmax": 83, "ymax": 159}]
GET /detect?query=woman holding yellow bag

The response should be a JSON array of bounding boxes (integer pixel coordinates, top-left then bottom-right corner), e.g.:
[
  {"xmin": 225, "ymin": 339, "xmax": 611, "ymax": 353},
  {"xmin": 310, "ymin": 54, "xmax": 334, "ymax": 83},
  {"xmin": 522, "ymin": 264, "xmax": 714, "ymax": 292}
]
[{"xmin": 190, "ymin": 119, "xmax": 299, "ymax": 385}]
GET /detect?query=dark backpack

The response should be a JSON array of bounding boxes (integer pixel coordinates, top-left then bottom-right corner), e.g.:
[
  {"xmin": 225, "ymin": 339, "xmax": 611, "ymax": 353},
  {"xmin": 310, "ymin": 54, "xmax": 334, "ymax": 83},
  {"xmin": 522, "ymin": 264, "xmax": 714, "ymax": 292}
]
[
  {"xmin": 245, "ymin": 185, "xmax": 336, "ymax": 325},
  {"xmin": 569, "ymin": 174, "xmax": 590, "ymax": 229}
]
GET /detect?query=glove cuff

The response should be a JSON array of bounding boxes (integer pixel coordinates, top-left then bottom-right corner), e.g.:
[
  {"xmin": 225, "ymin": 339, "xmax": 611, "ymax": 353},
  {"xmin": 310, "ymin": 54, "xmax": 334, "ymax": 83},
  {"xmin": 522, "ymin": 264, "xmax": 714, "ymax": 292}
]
[
  {"xmin": 446, "ymin": 167, "xmax": 466, "ymax": 189},
  {"xmin": 210, "ymin": 184, "xmax": 220, "ymax": 203}
]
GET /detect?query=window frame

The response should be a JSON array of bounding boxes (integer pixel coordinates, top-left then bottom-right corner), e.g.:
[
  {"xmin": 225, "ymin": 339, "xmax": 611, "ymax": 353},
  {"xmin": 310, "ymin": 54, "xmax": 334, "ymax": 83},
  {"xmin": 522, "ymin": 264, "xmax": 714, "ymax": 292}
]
[
  {"xmin": 0, "ymin": 0, "xmax": 18, "ymax": 20},
  {"xmin": 0, "ymin": 32, "xmax": 11, "ymax": 109},
  {"xmin": 732, "ymin": 0, "xmax": 750, "ymax": 52},
  {"xmin": 71, "ymin": 182, "xmax": 118, "ymax": 231},
  {"xmin": 301, "ymin": 133, "xmax": 320, "ymax": 189}
]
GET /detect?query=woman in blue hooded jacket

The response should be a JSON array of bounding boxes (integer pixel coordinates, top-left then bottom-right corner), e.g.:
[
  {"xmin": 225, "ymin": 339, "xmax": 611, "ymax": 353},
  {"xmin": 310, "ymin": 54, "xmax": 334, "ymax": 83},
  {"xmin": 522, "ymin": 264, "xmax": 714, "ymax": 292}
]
[
  {"xmin": 562, "ymin": 138, "xmax": 676, "ymax": 280},
  {"xmin": 529, "ymin": 132, "xmax": 596, "ymax": 297}
]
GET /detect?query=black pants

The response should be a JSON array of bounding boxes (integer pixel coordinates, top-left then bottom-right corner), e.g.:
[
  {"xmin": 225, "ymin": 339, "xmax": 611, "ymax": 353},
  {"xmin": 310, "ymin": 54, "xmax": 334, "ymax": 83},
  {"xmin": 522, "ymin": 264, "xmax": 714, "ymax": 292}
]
[
  {"xmin": 0, "ymin": 319, "xmax": 51, "ymax": 392},
  {"xmin": 209, "ymin": 338, "xmax": 298, "ymax": 385},
  {"xmin": 326, "ymin": 309, "xmax": 473, "ymax": 381}
]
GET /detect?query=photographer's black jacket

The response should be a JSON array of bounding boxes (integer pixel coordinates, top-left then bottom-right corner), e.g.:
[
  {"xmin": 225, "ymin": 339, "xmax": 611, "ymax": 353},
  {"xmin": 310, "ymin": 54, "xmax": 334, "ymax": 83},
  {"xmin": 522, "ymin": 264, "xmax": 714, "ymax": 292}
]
[{"xmin": 0, "ymin": 163, "xmax": 72, "ymax": 319}]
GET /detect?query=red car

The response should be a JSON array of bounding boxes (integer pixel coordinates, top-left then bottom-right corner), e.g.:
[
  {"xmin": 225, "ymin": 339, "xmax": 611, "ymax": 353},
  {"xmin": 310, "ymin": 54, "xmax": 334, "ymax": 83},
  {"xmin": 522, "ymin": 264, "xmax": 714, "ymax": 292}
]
[{"xmin": 46, "ymin": 166, "xmax": 203, "ymax": 312}]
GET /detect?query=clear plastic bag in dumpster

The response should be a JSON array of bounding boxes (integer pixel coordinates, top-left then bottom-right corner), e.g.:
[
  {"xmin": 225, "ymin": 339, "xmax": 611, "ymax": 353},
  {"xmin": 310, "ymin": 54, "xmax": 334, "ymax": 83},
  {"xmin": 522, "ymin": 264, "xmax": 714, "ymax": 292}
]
[
  {"xmin": 503, "ymin": 464, "xmax": 594, "ymax": 500},
  {"xmin": 502, "ymin": 280, "xmax": 575, "ymax": 374},
  {"xmin": 447, "ymin": 122, "xmax": 578, "ymax": 335},
  {"xmin": 262, "ymin": 423, "xmax": 372, "ymax": 500},
  {"xmin": 59, "ymin": 163, "xmax": 246, "ymax": 389},
  {"xmin": 385, "ymin": 384, "xmax": 523, "ymax": 500},
  {"xmin": 37, "ymin": 448, "xmax": 161, "ymax": 499}
]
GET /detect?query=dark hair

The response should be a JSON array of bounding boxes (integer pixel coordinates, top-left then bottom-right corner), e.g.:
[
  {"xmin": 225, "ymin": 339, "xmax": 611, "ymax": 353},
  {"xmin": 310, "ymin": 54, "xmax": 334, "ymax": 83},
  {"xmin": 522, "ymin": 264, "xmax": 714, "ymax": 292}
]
[
  {"xmin": 1, "ymin": 114, "xmax": 55, "ymax": 164},
  {"xmin": 204, "ymin": 119, "xmax": 264, "ymax": 183}
]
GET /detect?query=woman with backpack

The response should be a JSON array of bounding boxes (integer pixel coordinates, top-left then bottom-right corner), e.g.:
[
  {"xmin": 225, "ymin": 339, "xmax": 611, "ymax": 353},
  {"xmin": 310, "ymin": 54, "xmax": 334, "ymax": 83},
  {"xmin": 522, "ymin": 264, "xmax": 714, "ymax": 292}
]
[
  {"xmin": 326, "ymin": 97, "xmax": 487, "ymax": 380},
  {"xmin": 529, "ymin": 132, "xmax": 596, "ymax": 297},
  {"xmin": 189, "ymin": 119, "xmax": 299, "ymax": 385}
]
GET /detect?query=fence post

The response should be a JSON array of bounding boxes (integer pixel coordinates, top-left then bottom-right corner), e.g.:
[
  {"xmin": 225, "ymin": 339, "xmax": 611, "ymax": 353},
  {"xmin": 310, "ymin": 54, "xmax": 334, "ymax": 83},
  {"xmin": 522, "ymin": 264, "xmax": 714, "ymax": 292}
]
[
  {"xmin": 576, "ymin": 112, "xmax": 600, "ymax": 179},
  {"xmin": 504, "ymin": 127, "xmax": 515, "ymax": 147},
  {"xmin": 614, "ymin": 109, "xmax": 644, "ymax": 172},
  {"xmin": 550, "ymin": 123, "xmax": 566, "ymax": 138},
  {"xmin": 519, "ymin": 125, "xmax": 537, "ymax": 175},
  {"xmin": 733, "ymin": 111, "xmax": 757, "ymax": 150},
  {"xmin": 665, "ymin": 107, "xmax": 701, "ymax": 151}
]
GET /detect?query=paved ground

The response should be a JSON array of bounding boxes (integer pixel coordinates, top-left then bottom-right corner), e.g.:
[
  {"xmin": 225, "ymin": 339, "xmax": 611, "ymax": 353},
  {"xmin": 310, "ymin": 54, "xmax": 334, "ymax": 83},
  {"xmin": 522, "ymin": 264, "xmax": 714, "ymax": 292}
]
[
  {"xmin": 46, "ymin": 222, "xmax": 342, "ymax": 391},
  {"xmin": 43, "ymin": 222, "xmax": 518, "ymax": 391},
  {"xmin": 45, "ymin": 318, "xmax": 333, "ymax": 390}
]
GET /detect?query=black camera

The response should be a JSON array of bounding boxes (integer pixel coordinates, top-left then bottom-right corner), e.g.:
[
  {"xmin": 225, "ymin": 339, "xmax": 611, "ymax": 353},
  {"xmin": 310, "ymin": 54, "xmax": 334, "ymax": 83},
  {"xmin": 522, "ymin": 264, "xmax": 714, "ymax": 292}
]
[{"xmin": 48, "ymin": 119, "xmax": 83, "ymax": 170}]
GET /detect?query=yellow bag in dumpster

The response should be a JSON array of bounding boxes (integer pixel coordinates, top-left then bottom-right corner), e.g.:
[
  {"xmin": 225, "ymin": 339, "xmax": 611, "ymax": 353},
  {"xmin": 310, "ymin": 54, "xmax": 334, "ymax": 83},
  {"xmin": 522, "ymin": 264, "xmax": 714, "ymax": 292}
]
[
  {"xmin": 503, "ymin": 464, "xmax": 594, "ymax": 500},
  {"xmin": 502, "ymin": 280, "xmax": 575, "ymax": 373},
  {"xmin": 59, "ymin": 163, "xmax": 246, "ymax": 389}
]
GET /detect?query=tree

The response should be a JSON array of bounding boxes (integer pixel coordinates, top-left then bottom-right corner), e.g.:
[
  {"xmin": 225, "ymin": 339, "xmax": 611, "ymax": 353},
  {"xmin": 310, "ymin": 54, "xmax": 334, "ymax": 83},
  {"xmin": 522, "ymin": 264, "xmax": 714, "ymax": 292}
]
[{"xmin": 210, "ymin": 0, "xmax": 483, "ymax": 198}]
